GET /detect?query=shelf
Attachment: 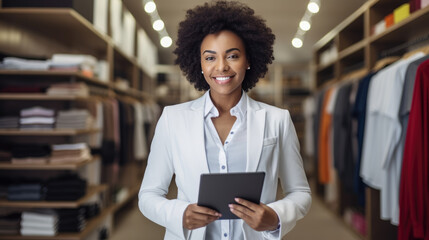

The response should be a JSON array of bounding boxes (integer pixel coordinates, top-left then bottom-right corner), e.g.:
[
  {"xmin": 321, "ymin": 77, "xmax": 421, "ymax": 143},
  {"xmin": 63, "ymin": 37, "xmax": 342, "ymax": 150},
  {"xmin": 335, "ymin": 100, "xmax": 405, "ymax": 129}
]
[
  {"xmin": 0, "ymin": 128, "xmax": 100, "ymax": 136},
  {"xmin": 370, "ymin": 5, "xmax": 429, "ymax": 43},
  {"xmin": 0, "ymin": 156, "xmax": 100, "ymax": 170},
  {"xmin": 0, "ymin": 185, "xmax": 107, "ymax": 208},
  {"xmin": 0, "ymin": 70, "xmax": 110, "ymax": 88},
  {"xmin": 0, "ymin": 8, "xmax": 109, "ymax": 55},
  {"xmin": 0, "ymin": 93, "xmax": 94, "ymax": 101},
  {"xmin": 339, "ymin": 39, "xmax": 367, "ymax": 60},
  {"xmin": 317, "ymin": 62, "xmax": 336, "ymax": 72},
  {"xmin": 0, "ymin": 205, "xmax": 113, "ymax": 240},
  {"xmin": 111, "ymin": 184, "xmax": 140, "ymax": 213}
]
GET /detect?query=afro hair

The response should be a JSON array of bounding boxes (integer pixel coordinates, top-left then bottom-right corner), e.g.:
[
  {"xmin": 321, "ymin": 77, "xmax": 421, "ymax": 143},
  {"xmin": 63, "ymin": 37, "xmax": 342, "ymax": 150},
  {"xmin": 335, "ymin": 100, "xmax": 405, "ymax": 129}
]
[{"xmin": 173, "ymin": 1, "xmax": 275, "ymax": 91}]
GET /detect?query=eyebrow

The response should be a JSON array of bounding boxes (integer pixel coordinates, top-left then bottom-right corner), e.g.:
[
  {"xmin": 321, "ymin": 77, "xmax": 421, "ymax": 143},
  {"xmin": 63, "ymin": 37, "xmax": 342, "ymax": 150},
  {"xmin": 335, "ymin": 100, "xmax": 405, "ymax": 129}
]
[{"xmin": 202, "ymin": 48, "xmax": 241, "ymax": 55}]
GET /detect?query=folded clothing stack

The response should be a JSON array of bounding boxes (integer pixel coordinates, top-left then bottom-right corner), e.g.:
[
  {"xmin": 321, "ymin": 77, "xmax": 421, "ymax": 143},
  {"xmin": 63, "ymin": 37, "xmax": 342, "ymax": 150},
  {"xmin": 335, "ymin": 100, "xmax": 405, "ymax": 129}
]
[
  {"xmin": 50, "ymin": 143, "xmax": 91, "ymax": 164},
  {"xmin": 45, "ymin": 174, "xmax": 86, "ymax": 201},
  {"xmin": 50, "ymin": 54, "xmax": 97, "ymax": 78},
  {"xmin": 56, "ymin": 208, "xmax": 87, "ymax": 233},
  {"xmin": 0, "ymin": 116, "xmax": 19, "ymax": 129},
  {"xmin": 20, "ymin": 106, "xmax": 55, "ymax": 130},
  {"xmin": 7, "ymin": 182, "xmax": 43, "ymax": 201},
  {"xmin": 46, "ymin": 83, "xmax": 89, "ymax": 97},
  {"xmin": 0, "ymin": 212, "xmax": 21, "ymax": 235},
  {"xmin": 20, "ymin": 210, "xmax": 58, "ymax": 236},
  {"xmin": 10, "ymin": 145, "xmax": 51, "ymax": 164},
  {"xmin": 56, "ymin": 109, "xmax": 93, "ymax": 129},
  {"xmin": 0, "ymin": 57, "xmax": 50, "ymax": 70}
]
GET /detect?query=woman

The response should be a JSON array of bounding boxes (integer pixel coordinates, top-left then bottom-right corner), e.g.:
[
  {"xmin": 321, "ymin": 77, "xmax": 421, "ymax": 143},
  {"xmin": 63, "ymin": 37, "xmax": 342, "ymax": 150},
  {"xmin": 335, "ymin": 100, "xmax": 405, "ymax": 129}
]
[{"xmin": 138, "ymin": 1, "xmax": 311, "ymax": 239}]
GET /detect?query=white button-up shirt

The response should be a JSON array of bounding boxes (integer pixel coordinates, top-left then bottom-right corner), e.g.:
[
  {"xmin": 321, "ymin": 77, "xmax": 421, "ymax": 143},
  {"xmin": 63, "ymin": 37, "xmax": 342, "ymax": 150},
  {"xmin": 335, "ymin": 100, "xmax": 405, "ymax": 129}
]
[{"xmin": 204, "ymin": 91, "xmax": 247, "ymax": 240}]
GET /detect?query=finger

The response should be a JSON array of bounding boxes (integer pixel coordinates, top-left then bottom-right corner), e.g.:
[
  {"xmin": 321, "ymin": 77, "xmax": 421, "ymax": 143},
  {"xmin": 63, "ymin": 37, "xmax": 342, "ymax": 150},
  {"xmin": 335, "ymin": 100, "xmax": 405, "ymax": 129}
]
[
  {"xmin": 192, "ymin": 205, "xmax": 222, "ymax": 217},
  {"xmin": 235, "ymin": 198, "xmax": 260, "ymax": 211},
  {"xmin": 229, "ymin": 203, "xmax": 253, "ymax": 219}
]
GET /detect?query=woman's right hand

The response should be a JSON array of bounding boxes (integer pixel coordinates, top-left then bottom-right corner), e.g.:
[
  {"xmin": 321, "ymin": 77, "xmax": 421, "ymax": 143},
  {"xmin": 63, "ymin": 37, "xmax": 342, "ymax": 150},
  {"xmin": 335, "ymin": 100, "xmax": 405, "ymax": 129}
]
[{"xmin": 183, "ymin": 203, "xmax": 221, "ymax": 230}]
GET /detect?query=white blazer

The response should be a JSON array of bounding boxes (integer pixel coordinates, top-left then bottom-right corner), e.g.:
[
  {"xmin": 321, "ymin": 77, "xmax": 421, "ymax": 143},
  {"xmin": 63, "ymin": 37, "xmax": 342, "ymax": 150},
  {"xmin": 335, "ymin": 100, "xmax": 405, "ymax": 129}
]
[{"xmin": 138, "ymin": 93, "xmax": 311, "ymax": 240}]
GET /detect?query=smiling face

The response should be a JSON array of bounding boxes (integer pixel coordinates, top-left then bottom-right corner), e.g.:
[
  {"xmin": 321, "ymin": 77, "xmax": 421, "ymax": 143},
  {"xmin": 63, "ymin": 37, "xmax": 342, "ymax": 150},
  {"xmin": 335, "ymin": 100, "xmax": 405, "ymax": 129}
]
[{"xmin": 200, "ymin": 30, "xmax": 249, "ymax": 101}]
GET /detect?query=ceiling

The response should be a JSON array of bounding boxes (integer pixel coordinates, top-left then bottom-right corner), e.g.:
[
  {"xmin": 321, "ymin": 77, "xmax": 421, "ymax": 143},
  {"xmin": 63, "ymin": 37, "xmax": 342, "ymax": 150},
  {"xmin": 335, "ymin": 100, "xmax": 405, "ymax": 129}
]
[{"xmin": 122, "ymin": 0, "xmax": 367, "ymax": 65}]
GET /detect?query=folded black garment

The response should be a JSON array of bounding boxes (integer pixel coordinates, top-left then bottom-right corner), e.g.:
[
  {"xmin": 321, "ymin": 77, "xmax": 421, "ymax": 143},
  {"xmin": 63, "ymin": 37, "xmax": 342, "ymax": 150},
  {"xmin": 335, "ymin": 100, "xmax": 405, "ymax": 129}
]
[
  {"xmin": 58, "ymin": 218, "xmax": 86, "ymax": 227},
  {"xmin": 11, "ymin": 145, "xmax": 51, "ymax": 158},
  {"xmin": 81, "ymin": 203, "xmax": 100, "ymax": 219},
  {"xmin": 8, "ymin": 192, "xmax": 42, "ymax": 201},
  {"xmin": 45, "ymin": 192, "xmax": 85, "ymax": 201},
  {"xmin": 0, "ymin": 228, "xmax": 19, "ymax": 235},
  {"xmin": 46, "ymin": 175, "xmax": 86, "ymax": 188},
  {"xmin": 45, "ymin": 188, "xmax": 85, "ymax": 195},
  {"xmin": 8, "ymin": 183, "xmax": 42, "ymax": 193},
  {"xmin": 56, "ymin": 208, "xmax": 86, "ymax": 217},
  {"xmin": 58, "ymin": 223, "xmax": 86, "ymax": 233}
]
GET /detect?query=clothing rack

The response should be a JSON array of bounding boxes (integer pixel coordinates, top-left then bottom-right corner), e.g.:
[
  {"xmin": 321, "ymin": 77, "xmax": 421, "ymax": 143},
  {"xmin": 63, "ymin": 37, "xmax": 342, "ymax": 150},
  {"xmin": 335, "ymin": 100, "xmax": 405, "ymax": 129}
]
[{"xmin": 379, "ymin": 32, "xmax": 429, "ymax": 58}]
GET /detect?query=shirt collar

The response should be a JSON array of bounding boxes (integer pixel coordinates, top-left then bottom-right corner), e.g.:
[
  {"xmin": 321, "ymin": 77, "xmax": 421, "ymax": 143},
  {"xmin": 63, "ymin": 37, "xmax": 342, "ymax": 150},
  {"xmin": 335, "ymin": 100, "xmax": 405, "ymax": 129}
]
[{"xmin": 204, "ymin": 90, "xmax": 247, "ymax": 120}]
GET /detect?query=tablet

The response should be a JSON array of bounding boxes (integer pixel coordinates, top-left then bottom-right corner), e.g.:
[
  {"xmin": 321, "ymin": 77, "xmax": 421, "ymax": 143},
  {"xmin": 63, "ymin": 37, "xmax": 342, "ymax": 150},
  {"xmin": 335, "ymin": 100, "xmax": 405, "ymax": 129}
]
[{"xmin": 197, "ymin": 172, "xmax": 265, "ymax": 219}]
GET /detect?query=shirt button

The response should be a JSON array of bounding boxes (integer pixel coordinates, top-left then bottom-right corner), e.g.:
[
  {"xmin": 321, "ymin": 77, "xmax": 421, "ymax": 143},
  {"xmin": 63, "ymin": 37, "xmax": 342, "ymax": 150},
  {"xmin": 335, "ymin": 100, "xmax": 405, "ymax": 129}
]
[
  {"xmin": 230, "ymin": 131, "xmax": 234, "ymax": 134},
  {"xmin": 225, "ymin": 141, "xmax": 229, "ymax": 144},
  {"xmin": 224, "ymin": 233, "xmax": 228, "ymax": 237},
  {"xmin": 221, "ymin": 165, "xmax": 226, "ymax": 170}
]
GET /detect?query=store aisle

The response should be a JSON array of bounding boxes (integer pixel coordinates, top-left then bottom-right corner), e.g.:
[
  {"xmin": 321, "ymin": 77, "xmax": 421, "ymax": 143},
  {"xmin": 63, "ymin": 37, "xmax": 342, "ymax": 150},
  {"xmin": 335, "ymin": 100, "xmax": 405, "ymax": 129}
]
[{"xmin": 110, "ymin": 194, "xmax": 361, "ymax": 240}]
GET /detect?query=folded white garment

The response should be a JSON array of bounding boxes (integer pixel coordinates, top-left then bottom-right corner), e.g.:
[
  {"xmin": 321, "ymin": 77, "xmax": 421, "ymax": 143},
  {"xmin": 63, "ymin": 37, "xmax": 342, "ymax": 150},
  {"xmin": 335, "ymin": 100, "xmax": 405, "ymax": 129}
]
[
  {"xmin": 21, "ymin": 210, "xmax": 58, "ymax": 225},
  {"xmin": 51, "ymin": 143, "xmax": 88, "ymax": 151},
  {"xmin": 20, "ymin": 117, "xmax": 55, "ymax": 124},
  {"xmin": 20, "ymin": 227, "xmax": 56, "ymax": 236},
  {"xmin": 20, "ymin": 106, "xmax": 55, "ymax": 118},
  {"xmin": 3, "ymin": 57, "xmax": 51, "ymax": 70},
  {"xmin": 21, "ymin": 219, "xmax": 58, "ymax": 230}
]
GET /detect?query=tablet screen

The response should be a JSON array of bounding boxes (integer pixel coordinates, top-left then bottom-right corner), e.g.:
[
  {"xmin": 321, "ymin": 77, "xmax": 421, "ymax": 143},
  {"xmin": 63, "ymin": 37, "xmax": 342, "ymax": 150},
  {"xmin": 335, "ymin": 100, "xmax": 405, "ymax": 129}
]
[{"xmin": 197, "ymin": 172, "xmax": 265, "ymax": 219}]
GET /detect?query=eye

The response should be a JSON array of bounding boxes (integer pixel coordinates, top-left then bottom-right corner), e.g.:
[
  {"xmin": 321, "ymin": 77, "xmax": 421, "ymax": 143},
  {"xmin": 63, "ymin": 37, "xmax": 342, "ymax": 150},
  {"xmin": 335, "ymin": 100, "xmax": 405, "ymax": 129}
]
[
  {"xmin": 227, "ymin": 54, "xmax": 239, "ymax": 59},
  {"xmin": 205, "ymin": 56, "xmax": 215, "ymax": 61}
]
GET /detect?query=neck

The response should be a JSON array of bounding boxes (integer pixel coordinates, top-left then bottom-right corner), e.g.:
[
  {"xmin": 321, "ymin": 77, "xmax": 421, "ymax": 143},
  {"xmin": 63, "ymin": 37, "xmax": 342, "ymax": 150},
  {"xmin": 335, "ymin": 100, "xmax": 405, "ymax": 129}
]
[{"xmin": 209, "ymin": 90, "xmax": 242, "ymax": 114}]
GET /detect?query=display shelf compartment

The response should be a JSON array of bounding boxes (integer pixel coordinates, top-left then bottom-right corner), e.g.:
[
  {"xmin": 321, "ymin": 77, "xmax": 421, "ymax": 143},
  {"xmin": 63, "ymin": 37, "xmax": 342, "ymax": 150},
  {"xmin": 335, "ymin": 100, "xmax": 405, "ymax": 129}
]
[
  {"xmin": 0, "ymin": 185, "xmax": 107, "ymax": 208},
  {"xmin": 0, "ymin": 156, "xmax": 100, "ymax": 170}
]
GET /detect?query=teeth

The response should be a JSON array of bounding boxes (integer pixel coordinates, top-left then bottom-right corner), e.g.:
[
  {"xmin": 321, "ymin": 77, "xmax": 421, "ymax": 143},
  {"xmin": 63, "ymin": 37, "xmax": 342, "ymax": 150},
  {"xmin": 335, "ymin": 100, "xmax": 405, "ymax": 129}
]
[{"xmin": 215, "ymin": 76, "xmax": 230, "ymax": 81}]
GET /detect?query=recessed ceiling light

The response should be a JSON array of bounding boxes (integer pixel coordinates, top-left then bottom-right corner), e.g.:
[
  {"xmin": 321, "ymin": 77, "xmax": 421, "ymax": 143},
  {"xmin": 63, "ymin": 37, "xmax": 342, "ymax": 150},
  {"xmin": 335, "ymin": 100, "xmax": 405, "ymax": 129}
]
[
  {"xmin": 160, "ymin": 36, "xmax": 172, "ymax": 48},
  {"xmin": 292, "ymin": 37, "xmax": 303, "ymax": 48},
  {"xmin": 153, "ymin": 19, "xmax": 164, "ymax": 31},
  {"xmin": 144, "ymin": 1, "xmax": 156, "ymax": 13}
]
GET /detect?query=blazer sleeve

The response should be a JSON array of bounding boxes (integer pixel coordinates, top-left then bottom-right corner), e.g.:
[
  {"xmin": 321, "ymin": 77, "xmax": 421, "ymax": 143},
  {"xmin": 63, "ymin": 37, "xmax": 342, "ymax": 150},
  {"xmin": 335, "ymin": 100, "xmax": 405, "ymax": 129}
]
[
  {"xmin": 267, "ymin": 110, "xmax": 312, "ymax": 238},
  {"xmin": 138, "ymin": 108, "xmax": 190, "ymax": 239}
]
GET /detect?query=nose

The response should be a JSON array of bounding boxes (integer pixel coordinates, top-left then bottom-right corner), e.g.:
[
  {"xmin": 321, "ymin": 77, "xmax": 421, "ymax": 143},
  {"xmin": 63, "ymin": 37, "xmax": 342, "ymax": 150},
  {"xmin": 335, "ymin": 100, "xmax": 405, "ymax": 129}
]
[{"xmin": 216, "ymin": 58, "xmax": 229, "ymax": 72}]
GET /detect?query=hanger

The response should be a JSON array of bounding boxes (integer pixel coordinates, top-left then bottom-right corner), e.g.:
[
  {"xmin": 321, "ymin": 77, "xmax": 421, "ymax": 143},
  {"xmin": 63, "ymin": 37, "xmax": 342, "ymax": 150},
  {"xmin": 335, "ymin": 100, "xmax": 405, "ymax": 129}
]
[
  {"xmin": 402, "ymin": 44, "xmax": 429, "ymax": 59},
  {"xmin": 372, "ymin": 56, "xmax": 400, "ymax": 72}
]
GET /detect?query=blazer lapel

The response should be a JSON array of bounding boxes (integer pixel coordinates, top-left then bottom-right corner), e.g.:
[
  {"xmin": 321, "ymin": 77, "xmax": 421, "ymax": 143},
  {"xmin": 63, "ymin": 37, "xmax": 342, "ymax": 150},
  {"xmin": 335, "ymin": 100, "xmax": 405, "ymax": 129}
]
[
  {"xmin": 246, "ymin": 97, "xmax": 266, "ymax": 172},
  {"xmin": 189, "ymin": 94, "xmax": 210, "ymax": 174}
]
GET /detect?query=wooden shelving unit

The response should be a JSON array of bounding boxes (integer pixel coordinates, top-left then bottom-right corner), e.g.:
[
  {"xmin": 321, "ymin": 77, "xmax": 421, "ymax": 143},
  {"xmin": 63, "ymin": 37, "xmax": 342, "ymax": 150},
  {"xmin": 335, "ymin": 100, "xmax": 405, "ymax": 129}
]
[
  {"xmin": 312, "ymin": 0, "xmax": 429, "ymax": 239},
  {"xmin": 0, "ymin": 205, "xmax": 113, "ymax": 240},
  {"xmin": 0, "ymin": 185, "xmax": 107, "ymax": 208},
  {"xmin": 314, "ymin": 0, "xmax": 429, "ymax": 87},
  {"xmin": 0, "ymin": 128, "xmax": 100, "ymax": 136},
  {"xmin": 0, "ymin": 93, "xmax": 94, "ymax": 101},
  {"xmin": 0, "ymin": 4, "xmax": 158, "ymax": 239},
  {"xmin": 0, "ymin": 156, "xmax": 100, "ymax": 170},
  {"xmin": 0, "ymin": 70, "xmax": 110, "ymax": 88}
]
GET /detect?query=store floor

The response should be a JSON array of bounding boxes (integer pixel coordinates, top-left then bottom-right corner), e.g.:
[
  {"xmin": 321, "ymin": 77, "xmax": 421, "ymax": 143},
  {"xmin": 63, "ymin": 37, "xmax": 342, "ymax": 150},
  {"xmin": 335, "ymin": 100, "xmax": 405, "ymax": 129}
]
[{"xmin": 110, "ymin": 187, "xmax": 361, "ymax": 240}]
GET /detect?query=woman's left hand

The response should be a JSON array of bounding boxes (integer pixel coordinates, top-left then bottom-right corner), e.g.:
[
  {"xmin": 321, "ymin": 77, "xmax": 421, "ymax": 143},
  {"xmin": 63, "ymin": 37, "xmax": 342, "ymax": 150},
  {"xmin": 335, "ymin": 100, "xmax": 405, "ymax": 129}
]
[{"xmin": 229, "ymin": 198, "xmax": 279, "ymax": 231}]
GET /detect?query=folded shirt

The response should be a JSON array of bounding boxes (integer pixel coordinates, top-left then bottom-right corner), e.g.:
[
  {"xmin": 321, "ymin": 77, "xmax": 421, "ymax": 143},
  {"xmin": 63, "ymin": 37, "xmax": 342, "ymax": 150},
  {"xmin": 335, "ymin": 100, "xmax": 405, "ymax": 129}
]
[{"xmin": 20, "ymin": 106, "xmax": 55, "ymax": 118}]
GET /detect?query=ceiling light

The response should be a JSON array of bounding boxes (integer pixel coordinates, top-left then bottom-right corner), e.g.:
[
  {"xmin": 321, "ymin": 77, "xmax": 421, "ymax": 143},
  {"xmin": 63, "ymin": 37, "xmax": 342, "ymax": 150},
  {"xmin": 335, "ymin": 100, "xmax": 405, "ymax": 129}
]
[
  {"xmin": 299, "ymin": 20, "xmax": 311, "ymax": 31},
  {"xmin": 308, "ymin": 1, "xmax": 320, "ymax": 13},
  {"xmin": 292, "ymin": 37, "xmax": 303, "ymax": 48},
  {"xmin": 144, "ymin": 1, "xmax": 156, "ymax": 13},
  {"xmin": 160, "ymin": 36, "xmax": 172, "ymax": 48},
  {"xmin": 153, "ymin": 19, "xmax": 164, "ymax": 31}
]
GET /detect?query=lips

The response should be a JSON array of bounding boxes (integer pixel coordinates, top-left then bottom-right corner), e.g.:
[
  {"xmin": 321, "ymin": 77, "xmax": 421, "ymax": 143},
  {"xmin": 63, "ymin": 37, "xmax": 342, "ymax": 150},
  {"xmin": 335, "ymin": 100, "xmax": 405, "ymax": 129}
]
[{"xmin": 212, "ymin": 75, "xmax": 234, "ymax": 84}]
